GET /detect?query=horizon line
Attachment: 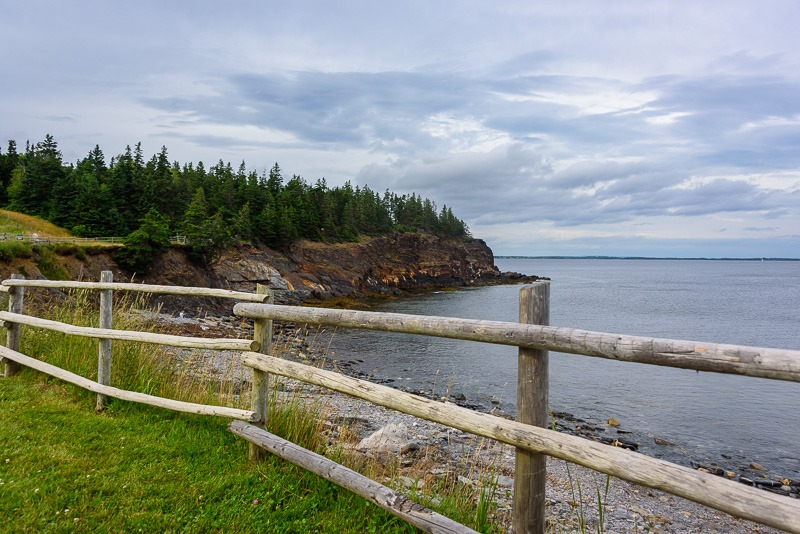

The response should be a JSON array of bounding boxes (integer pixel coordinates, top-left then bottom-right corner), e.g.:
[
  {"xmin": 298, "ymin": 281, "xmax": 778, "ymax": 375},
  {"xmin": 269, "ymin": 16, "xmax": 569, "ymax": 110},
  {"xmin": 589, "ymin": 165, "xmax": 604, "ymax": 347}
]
[{"xmin": 495, "ymin": 255, "xmax": 800, "ymax": 261}]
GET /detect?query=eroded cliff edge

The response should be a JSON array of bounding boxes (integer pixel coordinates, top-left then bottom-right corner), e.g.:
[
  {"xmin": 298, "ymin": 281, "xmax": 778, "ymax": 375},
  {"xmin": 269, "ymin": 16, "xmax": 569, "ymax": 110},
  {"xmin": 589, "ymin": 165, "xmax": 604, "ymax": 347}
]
[{"xmin": 2, "ymin": 234, "xmax": 540, "ymax": 311}]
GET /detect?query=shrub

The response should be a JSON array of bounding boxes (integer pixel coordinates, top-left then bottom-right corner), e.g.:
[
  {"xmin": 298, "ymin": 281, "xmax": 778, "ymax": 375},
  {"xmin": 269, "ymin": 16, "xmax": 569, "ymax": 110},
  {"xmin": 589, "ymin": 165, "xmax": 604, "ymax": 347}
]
[
  {"xmin": 53, "ymin": 244, "xmax": 76, "ymax": 255},
  {"xmin": 34, "ymin": 245, "xmax": 70, "ymax": 280},
  {"xmin": 0, "ymin": 240, "xmax": 33, "ymax": 262},
  {"xmin": 114, "ymin": 209, "xmax": 171, "ymax": 273}
]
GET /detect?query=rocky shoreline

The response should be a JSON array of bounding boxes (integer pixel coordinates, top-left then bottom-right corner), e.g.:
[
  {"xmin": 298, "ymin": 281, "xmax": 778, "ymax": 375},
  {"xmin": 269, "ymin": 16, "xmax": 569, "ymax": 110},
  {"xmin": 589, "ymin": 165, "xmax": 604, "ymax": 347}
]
[
  {"xmin": 320, "ymin": 388, "xmax": 786, "ymax": 534},
  {"xmin": 159, "ymin": 312, "xmax": 793, "ymax": 533},
  {"xmin": 329, "ymin": 353, "xmax": 799, "ymax": 503}
]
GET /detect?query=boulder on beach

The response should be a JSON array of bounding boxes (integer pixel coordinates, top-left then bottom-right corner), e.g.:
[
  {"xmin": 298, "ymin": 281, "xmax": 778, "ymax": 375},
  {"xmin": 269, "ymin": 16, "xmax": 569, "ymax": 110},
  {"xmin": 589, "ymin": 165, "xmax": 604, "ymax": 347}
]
[{"xmin": 356, "ymin": 422, "xmax": 419, "ymax": 455}]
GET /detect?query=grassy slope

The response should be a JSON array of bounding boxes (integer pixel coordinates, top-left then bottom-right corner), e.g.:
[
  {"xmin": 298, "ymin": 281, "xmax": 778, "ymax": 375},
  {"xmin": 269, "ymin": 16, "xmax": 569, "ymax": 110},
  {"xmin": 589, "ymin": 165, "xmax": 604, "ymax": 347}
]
[
  {"xmin": 0, "ymin": 374, "xmax": 415, "ymax": 533},
  {"xmin": 0, "ymin": 210, "xmax": 72, "ymax": 238}
]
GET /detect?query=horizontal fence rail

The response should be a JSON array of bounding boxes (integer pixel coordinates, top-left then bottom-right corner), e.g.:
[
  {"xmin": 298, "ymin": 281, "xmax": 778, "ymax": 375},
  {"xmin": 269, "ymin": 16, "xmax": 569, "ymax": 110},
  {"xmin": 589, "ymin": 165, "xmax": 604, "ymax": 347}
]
[
  {"xmin": 2, "ymin": 279, "xmax": 270, "ymax": 303},
  {"xmin": 229, "ymin": 421, "xmax": 479, "ymax": 534},
  {"xmin": 0, "ymin": 345, "xmax": 257, "ymax": 421},
  {"xmin": 234, "ymin": 303, "xmax": 800, "ymax": 382},
  {"xmin": 240, "ymin": 350, "xmax": 800, "ymax": 534},
  {"xmin": 0, "ymin": 311, "xmax": 259, "ymax": 351}
]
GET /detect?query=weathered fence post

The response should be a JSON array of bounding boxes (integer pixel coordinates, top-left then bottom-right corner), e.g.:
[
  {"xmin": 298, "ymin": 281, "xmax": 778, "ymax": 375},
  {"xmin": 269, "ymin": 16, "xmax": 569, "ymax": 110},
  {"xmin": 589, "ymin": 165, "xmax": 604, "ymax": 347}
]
[
  {"xmin": 96, "ymin": 271, "xmax": 113, "ymax": 411},
  {"xmin": 249, "ymin": 283, "xmax": 273, "ymax": 462},
  {"xmin": 514, "ymin": 282, "xmax": 550, "ymax": 534},
  {"xmin": 3, "ymin": 274, "xmax": 25, "ymax": 377}
]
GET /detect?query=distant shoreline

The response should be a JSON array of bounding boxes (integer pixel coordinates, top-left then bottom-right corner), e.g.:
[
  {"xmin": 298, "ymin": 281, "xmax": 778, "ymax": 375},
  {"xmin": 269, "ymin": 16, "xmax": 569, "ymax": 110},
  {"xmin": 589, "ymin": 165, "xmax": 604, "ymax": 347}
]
[{"xmin": 496, "ymin": 255, "xmax": 800, "ymax": 261}]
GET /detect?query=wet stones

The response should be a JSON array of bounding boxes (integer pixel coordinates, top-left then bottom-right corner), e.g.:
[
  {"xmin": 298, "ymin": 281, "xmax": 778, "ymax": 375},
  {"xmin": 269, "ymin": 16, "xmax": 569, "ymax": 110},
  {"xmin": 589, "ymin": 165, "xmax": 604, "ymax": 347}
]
[
  {"xmin": 691, "ymin": 461, "xmax": 800, "ymax": 499},
  {"xmin": 549, "ymin": 411, "xmax": 639, "ymax": 451}
]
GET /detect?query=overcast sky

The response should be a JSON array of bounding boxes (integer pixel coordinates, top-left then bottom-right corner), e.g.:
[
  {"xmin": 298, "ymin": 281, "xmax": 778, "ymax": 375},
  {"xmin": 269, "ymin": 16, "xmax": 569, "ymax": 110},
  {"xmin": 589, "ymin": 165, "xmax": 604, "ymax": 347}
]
[{"xmin": 2, "ymin": 1, "xmax": 799, "ymax": 257}]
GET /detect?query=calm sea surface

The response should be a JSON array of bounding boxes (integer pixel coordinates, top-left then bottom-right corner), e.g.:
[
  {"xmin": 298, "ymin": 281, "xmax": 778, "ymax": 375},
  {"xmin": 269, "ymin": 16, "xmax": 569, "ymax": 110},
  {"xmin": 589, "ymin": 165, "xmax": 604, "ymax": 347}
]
[{"xmin": 325, "ymin": 259, "xmax": 800, "ymax": 475}]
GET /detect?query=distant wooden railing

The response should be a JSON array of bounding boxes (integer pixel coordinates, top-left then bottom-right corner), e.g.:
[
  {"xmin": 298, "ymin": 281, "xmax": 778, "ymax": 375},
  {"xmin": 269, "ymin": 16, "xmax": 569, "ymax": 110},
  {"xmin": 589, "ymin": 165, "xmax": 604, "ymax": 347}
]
[
  {"xmin": 2, "ymin": 275, "xmax": 800, "ymax": 533},
  {"xmin": 0, "ymin": 234, "xmax": 187, "ymax": 245}
]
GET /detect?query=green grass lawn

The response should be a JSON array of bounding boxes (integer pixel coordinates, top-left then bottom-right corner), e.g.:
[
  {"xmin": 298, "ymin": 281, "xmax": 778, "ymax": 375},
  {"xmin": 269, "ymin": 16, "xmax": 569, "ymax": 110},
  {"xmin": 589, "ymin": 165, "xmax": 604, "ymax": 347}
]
[
  {"xmin": 0, "ymin": 290, "xmax": 498, "ymax": 533},
  {"xmin": 0, "ymin": 374, "xmax": 416, "ymax": 533}
]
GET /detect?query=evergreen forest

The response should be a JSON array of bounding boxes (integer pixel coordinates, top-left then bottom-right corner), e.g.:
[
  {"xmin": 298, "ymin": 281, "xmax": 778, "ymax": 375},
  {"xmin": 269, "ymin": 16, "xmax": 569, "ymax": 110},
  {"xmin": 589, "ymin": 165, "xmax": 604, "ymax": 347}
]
[{"xmin": 0, "ymin": 135, "xmax": 470, "ymax": 265}]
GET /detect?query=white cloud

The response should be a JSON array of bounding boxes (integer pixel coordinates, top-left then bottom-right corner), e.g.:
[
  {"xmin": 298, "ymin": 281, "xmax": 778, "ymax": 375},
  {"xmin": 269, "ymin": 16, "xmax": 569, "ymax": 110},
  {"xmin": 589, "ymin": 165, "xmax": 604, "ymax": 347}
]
[{"xmin": 646, "ymin": 112, "xmax": 694, "ymax": 125}]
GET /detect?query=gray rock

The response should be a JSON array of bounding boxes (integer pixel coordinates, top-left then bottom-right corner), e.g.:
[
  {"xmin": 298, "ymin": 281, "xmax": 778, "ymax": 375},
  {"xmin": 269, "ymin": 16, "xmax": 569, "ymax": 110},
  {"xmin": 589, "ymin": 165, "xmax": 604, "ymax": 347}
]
[
  {"xmin": 398, "ymin": 476, "xmax": 424, "ymax": 490},
  {"xmin": 497, "ymin": 475, "xmax": 514, "ymax": 487},
  {"xmin": 216, "ymin": 258, "xmax": 289, "ymax": 291},
  {"xmin": 357, "ymin": 422, "xmax": 414, "ymax": 454}
]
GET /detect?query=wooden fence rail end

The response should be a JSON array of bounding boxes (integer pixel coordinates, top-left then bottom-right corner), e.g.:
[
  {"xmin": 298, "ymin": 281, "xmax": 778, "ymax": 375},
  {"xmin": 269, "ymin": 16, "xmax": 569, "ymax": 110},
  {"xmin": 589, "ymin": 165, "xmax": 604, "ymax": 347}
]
[
  {"xmin": 228, "ymin": 420, "xmax": 479, "ymax": 534},
  {"xmin": 240, "ymin": 351, "xmax": 800, "ymax": 534},
  {"xmin": 0, "ymin": 311, "xmax": 259, "ymax": 351},
  {"xmin": 0, "ymin": 345, "xmax": 257, "ymax": 421}
]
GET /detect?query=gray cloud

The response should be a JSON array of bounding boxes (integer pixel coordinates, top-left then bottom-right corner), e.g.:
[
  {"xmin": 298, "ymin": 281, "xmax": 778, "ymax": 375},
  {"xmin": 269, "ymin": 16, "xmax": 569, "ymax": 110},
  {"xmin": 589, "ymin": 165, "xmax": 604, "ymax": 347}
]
[
  {"xmin": 43, "ymin": 115, "xmax": 78, "ymax": 123},
  {"xmin": 744, "ymin": 226, "xmax": 780, "ymax": 232},
  {"xmin": 3, "ymin": 1, "xmax": 800, "ymax": 257},
  {"xmin": 145, "ymin": 70, "xmax": 480, "ymax": 149}
]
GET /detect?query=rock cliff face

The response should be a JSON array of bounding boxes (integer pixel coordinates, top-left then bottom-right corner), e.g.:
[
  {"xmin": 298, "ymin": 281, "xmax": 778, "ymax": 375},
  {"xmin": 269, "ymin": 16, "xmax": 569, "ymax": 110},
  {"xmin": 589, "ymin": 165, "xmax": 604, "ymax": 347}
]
[
  {"xmin": 1, "ymin": 234, "xmax": 537, "ymax": 312},
  {"xmin": 278, "ymin": 234, "xmax": 504, "ymax": 299},
  {"xmin": 204, "ymin": 233, "xmax": 531, "ymax": 306}
]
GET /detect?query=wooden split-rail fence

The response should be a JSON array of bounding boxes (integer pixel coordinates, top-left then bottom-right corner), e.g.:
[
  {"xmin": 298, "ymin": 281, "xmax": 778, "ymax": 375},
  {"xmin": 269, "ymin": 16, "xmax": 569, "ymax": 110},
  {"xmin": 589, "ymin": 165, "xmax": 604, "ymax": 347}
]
[
  {"xmin": 0, "ymin": 234, "xmax": 187, "ymax": 245},
  {"xmin": 1, "ymin": 273, "xmax": 799, "ymax": 533}
]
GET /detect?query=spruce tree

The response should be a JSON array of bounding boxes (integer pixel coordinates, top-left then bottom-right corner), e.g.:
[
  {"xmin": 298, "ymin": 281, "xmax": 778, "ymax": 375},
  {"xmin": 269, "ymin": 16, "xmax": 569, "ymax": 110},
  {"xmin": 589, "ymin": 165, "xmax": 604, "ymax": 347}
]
[
  {"xmin": 115, "ymin": 208, "xmax": 172, "ymax": 273},
  {"xmin": 180, "ymin": 188, "xmax": 211, "ymax": 252}
]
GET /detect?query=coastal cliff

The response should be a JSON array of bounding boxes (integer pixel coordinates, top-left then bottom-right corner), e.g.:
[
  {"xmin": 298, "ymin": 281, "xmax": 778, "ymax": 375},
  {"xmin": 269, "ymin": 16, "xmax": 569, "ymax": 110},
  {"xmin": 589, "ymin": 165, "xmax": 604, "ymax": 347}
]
[{"xmin": 1, "ymin": 234, "xmax": 538, "ymax": 311}]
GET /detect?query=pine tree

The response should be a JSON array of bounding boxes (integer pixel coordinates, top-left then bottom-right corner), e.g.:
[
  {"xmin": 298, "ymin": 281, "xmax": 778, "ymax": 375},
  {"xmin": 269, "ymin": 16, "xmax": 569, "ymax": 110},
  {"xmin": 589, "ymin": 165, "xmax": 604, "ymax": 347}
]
[
  {"xmin": 114, "ymin": 208, "xmax": 172, "ymax": 273},
  {"xmin": 49, "ymin": 167, "xmax": 80, "ymax": 228},
  {"xmin": 267, "ymin": 163, "xmax": 283, "ymax": 197},
  {"xmin": 255, "ymin": 199, "xmax": 278, "ymax": 247},
  {"xmin": 69, "ymin": 145, "xmax": 110, "ymax": 234},
  {"xmin": 107, "ymin": 146, "xmax": 135, "ymax": 234},
  {"xmin": 180, "ymin": 188, "xmax": 210, "ymax": 247},
  {"xmin": 0, "ymin": 140, "xmax": 19, "ymax": 205},
  {"xmin": 179, "ymin": 188, "xmax": 232, "ymax": 262},
  {"xmin": 8, "ymin": 134, "xmax": 65, "ymax": 216},
  {"xmin": 232, "ymin": 202, "xmax": 253, "ymax": 243}
]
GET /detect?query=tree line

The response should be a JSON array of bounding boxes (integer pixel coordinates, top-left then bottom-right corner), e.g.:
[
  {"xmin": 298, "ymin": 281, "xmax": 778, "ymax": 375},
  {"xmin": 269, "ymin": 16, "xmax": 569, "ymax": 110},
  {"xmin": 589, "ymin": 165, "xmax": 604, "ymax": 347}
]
[{"xmin": 0, "ymin": 135, "xmax": 470, "ymax": 269}]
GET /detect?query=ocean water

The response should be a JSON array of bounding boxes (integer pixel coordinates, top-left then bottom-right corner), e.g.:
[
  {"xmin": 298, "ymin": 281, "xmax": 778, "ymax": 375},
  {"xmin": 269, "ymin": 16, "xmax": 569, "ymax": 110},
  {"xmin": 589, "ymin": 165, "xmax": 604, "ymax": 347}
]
[{"xmin": 325, "ymin": 258, "xmax": 800, "ymax": 476}]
